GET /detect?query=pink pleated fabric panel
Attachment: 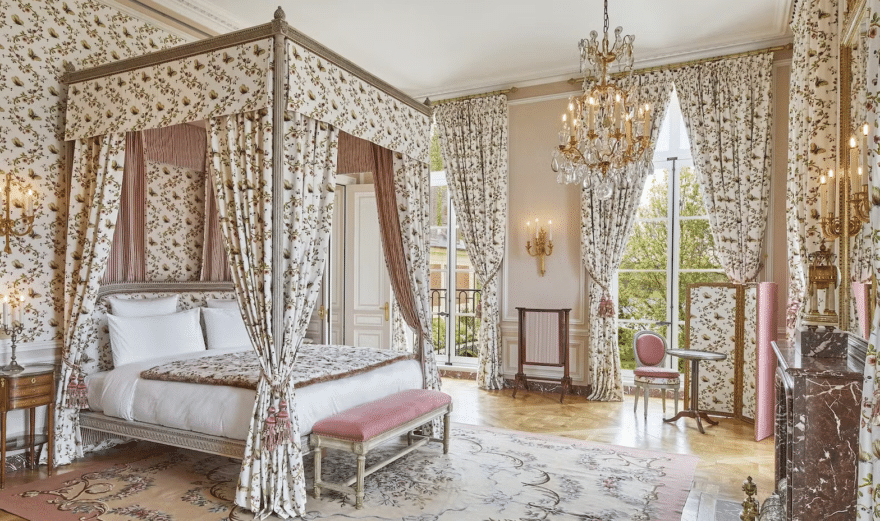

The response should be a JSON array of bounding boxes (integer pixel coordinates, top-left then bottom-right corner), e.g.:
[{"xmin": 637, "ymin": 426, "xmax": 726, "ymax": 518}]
[
  {"xmin": 755, "ymin": 282, "xmax": 778, "ymax": 441},
  {"xmin": 854, "ymin": 283, "xmax": 871, "ymax": 340}
]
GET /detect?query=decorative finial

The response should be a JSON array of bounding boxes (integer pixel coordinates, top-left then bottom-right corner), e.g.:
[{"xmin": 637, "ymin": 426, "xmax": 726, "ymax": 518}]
[
  {"xmin": 63, "ymin": 61, "xmax": 76, "ymax": 73},
  {"xmin": 274, "ymin": 6, "xmax": 285, "ymax": 20},
  {"xmin": 423, "ymin": 97, "xmax": 431, "ymax": 106}
]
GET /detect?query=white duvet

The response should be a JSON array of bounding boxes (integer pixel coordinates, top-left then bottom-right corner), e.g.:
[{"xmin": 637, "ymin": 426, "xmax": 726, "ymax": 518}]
[{"xmin": 86, "ymin": 345, "xmax": 423, "ymax": 440}]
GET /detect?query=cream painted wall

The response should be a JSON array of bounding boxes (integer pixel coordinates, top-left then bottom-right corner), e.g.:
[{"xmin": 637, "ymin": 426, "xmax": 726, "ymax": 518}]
[{"xmin": 498, "ymin": 54, "xmax": 792, "ymax": 388}]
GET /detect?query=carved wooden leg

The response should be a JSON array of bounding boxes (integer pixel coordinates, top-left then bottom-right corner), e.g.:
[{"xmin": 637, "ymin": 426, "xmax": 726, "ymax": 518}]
[
  {"xmin": 28, "ymin": 407, "xmax": 35, "ymax": 469},
  {"xmin": 633, "ymin": 386, "xmax": 639, "ymax": 414},
  {"xmin": 643, "ymin": 387, "xmax": 649, "ymax": 419},
  {"xmin": 47, "ymin": 401, "xmax": 54, "ymax": 476},
  {"xmin": 662, "ymin": 390, "xmax": 667, "ymax": 414},
  {"xmin": 674, "ymin": 389, "xmax": 679, "ymax": 414},
  {"xmin": 443, "ymin": 412, "xmax": 450, "ymax": 454},
  {"xmin": 355, "ymin": 454, "xmax": 366, "ymax": 509},
  {"xmin": 313, "ymin": 443, "xmax": 322, "ymax": 499},
  {"xmin": 1, "ymin": 410, "xmax": 6, "ymax": 489}
]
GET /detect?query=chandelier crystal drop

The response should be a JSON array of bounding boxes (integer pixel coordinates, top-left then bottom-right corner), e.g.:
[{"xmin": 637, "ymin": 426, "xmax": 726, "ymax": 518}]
[{"xmin": 551, "ymin": 0, "xmax": 652, "ymax": 200}]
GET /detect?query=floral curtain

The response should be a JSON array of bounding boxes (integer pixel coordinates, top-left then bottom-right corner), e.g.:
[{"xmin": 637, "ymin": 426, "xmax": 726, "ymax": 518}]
[
  {"xmin": 857, "ymin": 2, "xmax": 880, "ymax": 517},
  {"xmin": 673, "ymin": 53, "xmax": 774, "ymax": 284},
  {"xmin": 785, "ymin": 0, "xmax": 838, "ymax": 341},
  {"xmin": 208, "ymin": 109, "xmax": 338, "ymax": 518},
  {"xmin": 392, "ymin": 153, "xmax": 443, "ymax": 434},
  {"xmin": 434, "ymin": 95, "xmax": 508, "ymax": 390},
  {"xmin": 55, "ymin": 133, "xmax": 127, "ymax": 466},
  {"xmin": 581, "ymin": 71, "xmax": 673, "ymax": 401}
]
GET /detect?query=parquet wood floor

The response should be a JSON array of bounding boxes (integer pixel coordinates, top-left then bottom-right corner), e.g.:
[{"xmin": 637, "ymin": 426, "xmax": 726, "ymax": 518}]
[
  {"xmin": 442, "ymin": 378, "xmax": 775, "ymax": 507},
  {"xmin": 3, "ymin": 378, "xmax": 774, "ymax": 517}
]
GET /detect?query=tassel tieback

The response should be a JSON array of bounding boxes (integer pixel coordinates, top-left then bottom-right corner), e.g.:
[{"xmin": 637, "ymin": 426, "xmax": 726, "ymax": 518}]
[
  {"xmin": 64, "ymin": 373, "xmax": 89, "ymax": 410},
  {"xmin": 261, "ymin": 400, "xmax": 293, "ymax": 453},
  {"xmin": 598, "ymin": 295, "xmax": 615, "ymax": 318}
]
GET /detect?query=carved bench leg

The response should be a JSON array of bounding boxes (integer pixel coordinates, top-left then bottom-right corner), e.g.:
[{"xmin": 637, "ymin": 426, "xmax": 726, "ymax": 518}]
[
  {"xmin": 313, "ymin": 444, "xmax": 322, "ymax": 499},
  {"xmin": 356, "ymin": 453, "xmax": 366, "ymax": 509}
]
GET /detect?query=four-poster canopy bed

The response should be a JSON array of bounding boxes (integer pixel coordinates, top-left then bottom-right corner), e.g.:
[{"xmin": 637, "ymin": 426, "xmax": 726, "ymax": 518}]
[{"xmin": 57, "ymin": 8, "xmax": 440, "ymax": 518}]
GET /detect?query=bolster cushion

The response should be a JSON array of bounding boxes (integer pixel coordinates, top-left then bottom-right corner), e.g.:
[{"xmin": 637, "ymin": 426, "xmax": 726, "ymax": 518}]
[{"xmin": 312, "ymin": 389, "xmax": 451, "ymax": 442}]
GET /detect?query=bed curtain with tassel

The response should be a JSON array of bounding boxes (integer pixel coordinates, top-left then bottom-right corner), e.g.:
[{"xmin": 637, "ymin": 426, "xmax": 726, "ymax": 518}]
[
  {"xmin": 55, "ymin": 133, "xmax": 127, "ymax": 466},
  {"xmin": 208, "ymin": 108, "xmax": 338, "ymax": 518}
]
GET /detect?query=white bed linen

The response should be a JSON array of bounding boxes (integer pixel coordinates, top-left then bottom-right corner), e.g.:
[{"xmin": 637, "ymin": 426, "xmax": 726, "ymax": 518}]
[{"xmin": 85, "ymin": 345, "xmax": 423, "ymax": 440}]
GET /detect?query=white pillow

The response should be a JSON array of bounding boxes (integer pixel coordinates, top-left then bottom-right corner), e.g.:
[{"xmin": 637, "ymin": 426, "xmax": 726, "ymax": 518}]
[
  {"xmin": 202, "ymin": 307, "xmax": 252, "ymax": 350},
  {"xmin": 106, "ymin": 295, "xmax": 179, "ymax": 318},
  {"xmin": 108, "ymin": 308, "xmax": 205, "ymax": 367},
  {"xmin": 206, "ymin": 299, "xmax": 239, "ymax": 310}
]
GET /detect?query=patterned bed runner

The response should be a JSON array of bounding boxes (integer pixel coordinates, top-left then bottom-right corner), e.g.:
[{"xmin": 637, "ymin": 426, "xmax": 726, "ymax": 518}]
[{"xmin": 140, "ymin": 344, "xmax": 415, "ymax": 390}]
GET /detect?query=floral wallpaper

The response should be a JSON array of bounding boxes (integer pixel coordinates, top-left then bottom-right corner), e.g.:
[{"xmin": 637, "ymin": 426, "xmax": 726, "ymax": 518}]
[
  {"xmin": 145, "ymin": 161, "xmax": 204, "ymax": 281},
  {"xmin": 64, "ymin": 39, "xmax": 273, "ymax": 140},
  {"xmin": 0, "ymin": 0, "xmax": 183, "ymax": 345}
]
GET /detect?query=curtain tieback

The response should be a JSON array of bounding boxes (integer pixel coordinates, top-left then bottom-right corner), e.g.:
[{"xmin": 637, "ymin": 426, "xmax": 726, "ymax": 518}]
[
  {"xmin": 598, "ymin": 289, "xmax": 615, "ymax": 319},
  {"xmin": 260, "ymin": 374, "xmax": 294, "ymax": 453},
  {"xmin": 63, "ymin": 364, "xmax": 89, "ymax": 410}
]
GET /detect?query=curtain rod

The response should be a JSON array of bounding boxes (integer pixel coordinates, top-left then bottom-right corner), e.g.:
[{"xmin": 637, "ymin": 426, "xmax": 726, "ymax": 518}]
[
  {"xmin": 428, "ymin": 87, "xmax": 519, "ymax": 107},
  {"xmin": 566, "ymin": 43, "xmax": 794, "ymax": 85}
]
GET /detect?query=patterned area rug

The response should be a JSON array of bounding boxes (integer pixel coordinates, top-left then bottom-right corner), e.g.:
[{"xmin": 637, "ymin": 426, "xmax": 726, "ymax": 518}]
[{"xmin": 0, "ymin": 424, "xmax": 697, "ymax": 521}]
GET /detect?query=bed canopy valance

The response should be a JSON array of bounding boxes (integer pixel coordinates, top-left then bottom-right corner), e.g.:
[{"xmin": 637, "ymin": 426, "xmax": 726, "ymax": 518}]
[{"xmin": 58, "ymin": 9, "xmax": 437, "ymax": 519}]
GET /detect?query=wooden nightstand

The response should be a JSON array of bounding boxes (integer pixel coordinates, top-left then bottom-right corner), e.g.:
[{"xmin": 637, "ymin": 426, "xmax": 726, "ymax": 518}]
[{"xmin": 0, "ymin": 364, "xmax": 55, "ymax": 488}]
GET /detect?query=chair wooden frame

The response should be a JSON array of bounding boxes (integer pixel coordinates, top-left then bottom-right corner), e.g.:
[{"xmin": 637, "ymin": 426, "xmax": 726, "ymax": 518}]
[{"xmin": 633, "ymin": 330, "xmax": 680, "ymax": 419}]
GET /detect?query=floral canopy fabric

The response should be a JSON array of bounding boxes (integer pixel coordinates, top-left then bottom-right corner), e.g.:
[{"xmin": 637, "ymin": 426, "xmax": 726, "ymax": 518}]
[{"xmin": 61, "ymin": 20, "xmax": 435, "ymax": 519}]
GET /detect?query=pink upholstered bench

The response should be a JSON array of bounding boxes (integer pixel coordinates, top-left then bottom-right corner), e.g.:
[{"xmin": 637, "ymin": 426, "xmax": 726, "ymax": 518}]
[{"xmin": 310, "ymin": 388, "xmax": 453, "ymax": 509}]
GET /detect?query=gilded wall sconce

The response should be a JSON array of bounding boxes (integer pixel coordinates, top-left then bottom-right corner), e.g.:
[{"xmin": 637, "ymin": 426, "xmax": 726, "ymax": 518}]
[
  {"xmin": 0, "ymin": 172, "xmax": 35, "ymax": 254},
  {"xmin": 526, "ymin": 218, "xmax": 554, "ymax": 276}
]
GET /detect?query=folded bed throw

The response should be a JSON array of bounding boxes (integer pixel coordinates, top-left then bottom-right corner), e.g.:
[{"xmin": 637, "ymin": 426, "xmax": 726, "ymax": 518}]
[{"xmin": 140, "ymin": 344, "xmax": 415, "ymax": 390}]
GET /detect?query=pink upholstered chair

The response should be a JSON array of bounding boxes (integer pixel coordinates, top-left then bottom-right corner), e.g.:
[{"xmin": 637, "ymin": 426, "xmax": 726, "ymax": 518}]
[{"xmin": 633, "ymin": 330, "xmax": 680, "ymax": 419}]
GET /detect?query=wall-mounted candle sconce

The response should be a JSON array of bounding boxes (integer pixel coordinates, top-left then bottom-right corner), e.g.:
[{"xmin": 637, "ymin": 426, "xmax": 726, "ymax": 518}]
[
  {"xmin": 0, "ymin": 172, "xmax": 35, "ymax": 254},
  {"xmin": 526, "ymin": 218, "xmax": 554, "ymax": 276}
]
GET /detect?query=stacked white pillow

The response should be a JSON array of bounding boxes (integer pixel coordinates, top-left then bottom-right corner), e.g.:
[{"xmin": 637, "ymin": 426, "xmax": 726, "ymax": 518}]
[
  {"xmin": 202, "ymin": 307, "xmax": 252, "ymax": 350},
  {"xmin": 106, "ymin": 295, "xmax": 206, "ymax": 367}
]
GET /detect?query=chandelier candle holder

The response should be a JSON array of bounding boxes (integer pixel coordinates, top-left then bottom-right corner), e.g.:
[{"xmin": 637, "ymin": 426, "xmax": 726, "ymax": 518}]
[
  {"xmin": 551, "ymin": 0, "xmax": 651, "ymax": 199},
  {"xmin": 0, "ymin": 172, "xmax": 35, "ymax": 254},
  {"xmin": 526, "ymin": 219, "xmax": 553, "ymax": 276},
  {"xmin": 0, "ymin": 294, "xmax": 26, "ymax": 373}
]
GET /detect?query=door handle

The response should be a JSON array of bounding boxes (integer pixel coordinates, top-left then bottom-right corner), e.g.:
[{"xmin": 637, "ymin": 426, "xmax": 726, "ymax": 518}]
[
  {"xmin": 318, "ymin": 305, "xmax": 328, "ymax": 321},
  {"xmin": 380, "ymin": 302, "xmax": 389, "ymax": 321}
]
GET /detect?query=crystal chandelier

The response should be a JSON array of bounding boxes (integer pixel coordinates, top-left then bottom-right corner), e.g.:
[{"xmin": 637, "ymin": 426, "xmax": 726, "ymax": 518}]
[{"xmin": 551, "ymin": 0, "xmax": 651, "ymax": 200}]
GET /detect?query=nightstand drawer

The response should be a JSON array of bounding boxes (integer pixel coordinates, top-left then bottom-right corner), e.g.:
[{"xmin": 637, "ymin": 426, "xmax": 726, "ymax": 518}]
[
  {"xmin": 9, "ymin": 394, "xmax": 52, "ymax": 410},
  {"xmin": 9, "ymin": 383, "xmax": 52, "ymax": 400},
  {"xmin": 7, "ymin": 373, "xmax": 53, "ymax": 391}
]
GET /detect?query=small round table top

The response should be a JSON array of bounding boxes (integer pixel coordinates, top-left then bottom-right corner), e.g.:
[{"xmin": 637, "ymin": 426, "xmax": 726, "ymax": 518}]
[
  {"xmin": 666, "ymin": 348, "xmax": 727, "ymax": 362},
  {"xmin": 0, "ymin": 363, "xmax": 55, "ymax": 378}
]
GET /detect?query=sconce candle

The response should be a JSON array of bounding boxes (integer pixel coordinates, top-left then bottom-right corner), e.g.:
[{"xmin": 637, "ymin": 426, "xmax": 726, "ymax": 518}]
[
  {"xmin": 0, "ymin": 293, "xmax": 26, "ymax": 372},
  {"xmin": 526, "ymin": 219, "xmax": 554, "ymax": 276}
]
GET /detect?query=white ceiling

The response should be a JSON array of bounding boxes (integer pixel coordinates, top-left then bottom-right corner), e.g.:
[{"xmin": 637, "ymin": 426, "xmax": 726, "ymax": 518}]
[{"xmin": 147, "ymin": 0, "xmax": 794, "ymax": 100}]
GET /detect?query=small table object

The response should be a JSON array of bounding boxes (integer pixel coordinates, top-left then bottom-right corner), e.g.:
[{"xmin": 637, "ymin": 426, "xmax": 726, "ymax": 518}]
[
  {"xmin": 663, "ymin": 348, "xmax": 726, "ymax": 434},
  {"xmin": 0, "ymin": 364, "xmax": 55, "ymax": 488}
]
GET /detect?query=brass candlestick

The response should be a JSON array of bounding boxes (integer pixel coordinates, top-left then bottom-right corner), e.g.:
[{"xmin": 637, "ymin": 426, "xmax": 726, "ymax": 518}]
[
  {"xmin": 0, "ymin": 321, "xmax": 24, "ymax": 373},
  {"xmin": 526, "ymin": 227, "xmax": 554, "ymax": 276}
]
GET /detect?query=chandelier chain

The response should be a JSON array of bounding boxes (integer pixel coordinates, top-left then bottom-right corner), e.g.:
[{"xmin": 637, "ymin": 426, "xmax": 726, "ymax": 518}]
[{"xmin": 603, "ymin": 0, "xmax": 609, "ymax": 36}]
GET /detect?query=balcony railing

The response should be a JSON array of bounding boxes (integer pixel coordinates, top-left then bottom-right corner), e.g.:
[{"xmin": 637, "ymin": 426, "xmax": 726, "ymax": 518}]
[{"xmin": 430, "ymin": 288, "xmax": 481, "ymax": 362}]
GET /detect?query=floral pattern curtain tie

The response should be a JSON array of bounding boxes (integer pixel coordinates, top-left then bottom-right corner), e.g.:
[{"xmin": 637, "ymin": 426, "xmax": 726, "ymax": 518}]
[
  {"xmin": 598, "ymin": 290, "xmax": 615, "ymax": 319},
  {"xmin": 63, "ymin": 363, "xmax": 89, "ymax": 410},
  {"xmin": 261, "ymin": 399, "xmax": 293, "ymax": 453}
]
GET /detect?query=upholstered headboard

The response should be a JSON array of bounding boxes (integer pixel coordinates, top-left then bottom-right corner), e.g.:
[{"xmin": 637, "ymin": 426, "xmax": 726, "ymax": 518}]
[{"xmin": 83, "ymin": 281, "xmax": 235, "ymax": 375}]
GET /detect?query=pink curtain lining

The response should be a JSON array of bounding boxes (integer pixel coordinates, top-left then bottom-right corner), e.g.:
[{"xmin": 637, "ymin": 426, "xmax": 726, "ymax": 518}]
[{"xmin": 102, "ymin": 131, "xmax": 145, "ymax": 283}]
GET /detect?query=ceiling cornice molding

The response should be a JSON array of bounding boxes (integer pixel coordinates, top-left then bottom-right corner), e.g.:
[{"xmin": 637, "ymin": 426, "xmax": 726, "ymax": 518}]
[
  {"xmin": 146, "ymin": 0, "xmax": 244, "ymax": 34},
  {"xmin": 413, "ymin": 32, "xmax": 794, "ymax": 100},
  {"xmin": 96, "ymin": 0, "xmax": 202, "ymax": 41}
]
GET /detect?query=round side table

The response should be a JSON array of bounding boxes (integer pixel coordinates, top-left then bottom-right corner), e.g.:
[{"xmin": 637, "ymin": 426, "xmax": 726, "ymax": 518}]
[{"xmin": 663, "ymin": 348, "xmax": 727, "ymax": 434}]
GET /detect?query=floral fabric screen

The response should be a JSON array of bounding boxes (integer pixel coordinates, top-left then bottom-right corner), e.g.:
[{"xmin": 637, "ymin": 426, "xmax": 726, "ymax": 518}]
[
  {"xmin": 64, "ymin": 39, "xmax": 274, "ymax": 140},
  {"xmin": 145, "ymin": 162, "xmax": 205, "ymax": 281},
  {"xmin": 286, "ymin": 40, "xmax": 430, "ymax": 163},
  {"xmin": 685, "ymin": 283, "xmax": 777, "ymax": 433}
]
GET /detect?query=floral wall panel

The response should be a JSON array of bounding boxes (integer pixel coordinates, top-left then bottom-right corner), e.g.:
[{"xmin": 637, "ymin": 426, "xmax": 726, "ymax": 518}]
[
  {"xmin": 286, "ymin": 41, "xmax": 430, "ymax": 163},
  {"xmin": 0, "ymin": 0, "xmax": 183, "ymax": 346},
  {"xmin": 741, "ymin": 285, "xmax": 757, "ymax": 422},
  {"xmin": 64, "ymin": 39, "xmax": 273, "ymax": 140},
  {"xmin": 145, "ymin": 162, "xmax": 205, "ymax": 281},
  {"xmin": 686, "ymin": 284, "xmax": 737, "ymax": 415}
]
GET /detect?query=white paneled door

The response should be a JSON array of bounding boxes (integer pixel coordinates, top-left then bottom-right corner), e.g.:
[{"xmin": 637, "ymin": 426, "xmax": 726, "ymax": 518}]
[{"xmin": 344, "ymin": 185, "xmax": 392, "ymax": 349}]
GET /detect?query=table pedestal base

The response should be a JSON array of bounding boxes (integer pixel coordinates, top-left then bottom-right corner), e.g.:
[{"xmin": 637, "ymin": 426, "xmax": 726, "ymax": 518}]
[{"xmin": 663, "ymin": 410, "xmax": 718, "ymax": 434}]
